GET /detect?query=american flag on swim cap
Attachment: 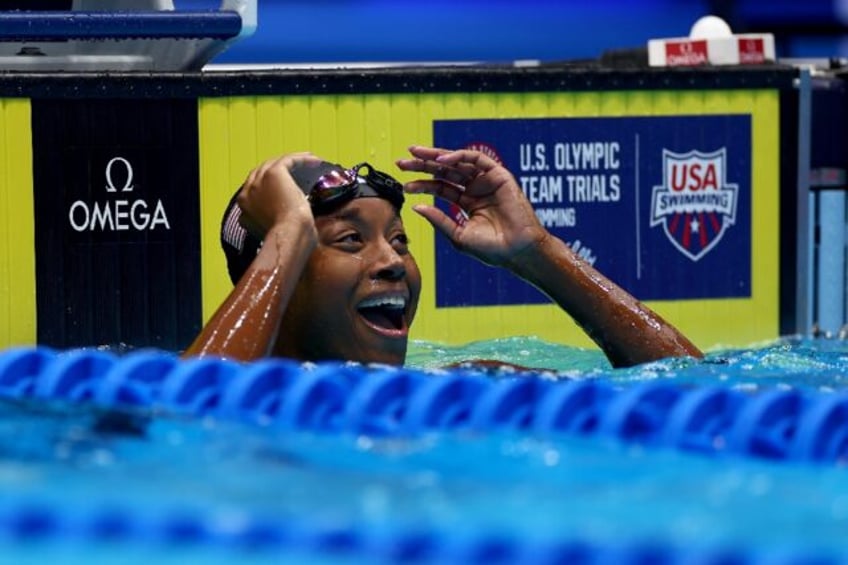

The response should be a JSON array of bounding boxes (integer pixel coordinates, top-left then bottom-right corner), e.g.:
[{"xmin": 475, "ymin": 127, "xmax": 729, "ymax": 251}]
[
  {"xmin": 219, "ymin": 160, "xmax": 343, "ymax": 285},
  {"xmin": 221, "ymin": 199, "xmax": 246, "ymax": 252},
  {"xmin": 220, "ymin": 189, "xmax": 263, "ymax": 285},
  {"xmin": 219, "ymin": 160, "xmax": 404, "ymax": 284}
]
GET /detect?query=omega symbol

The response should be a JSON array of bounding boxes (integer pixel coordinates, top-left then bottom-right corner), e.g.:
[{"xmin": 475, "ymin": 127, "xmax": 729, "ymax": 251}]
[
  {"xmin": 104, "ymin": 156, "xmax": 134, "ymax": 193},
  {"xmin": 68, "ymin": 155, "xmax": 171, "ymax": 233}
]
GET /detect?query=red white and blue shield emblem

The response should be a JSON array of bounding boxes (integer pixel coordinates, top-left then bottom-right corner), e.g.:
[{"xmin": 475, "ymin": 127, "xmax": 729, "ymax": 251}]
[{"xmin": 650, "ymin": 148, "xmax": 738, "ymax": 261}]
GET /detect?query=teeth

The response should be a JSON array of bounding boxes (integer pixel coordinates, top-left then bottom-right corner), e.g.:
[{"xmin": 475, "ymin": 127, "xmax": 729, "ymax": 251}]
[{"xmin": 359, "ymin": 296, "xmax": 406, "ymax": 309}]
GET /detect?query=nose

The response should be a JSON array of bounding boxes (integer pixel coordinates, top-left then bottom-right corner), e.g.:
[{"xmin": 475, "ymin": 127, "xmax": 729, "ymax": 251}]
[{"xmin": 370, "ymin": 239, "xmax": 406, "ymax": 281}]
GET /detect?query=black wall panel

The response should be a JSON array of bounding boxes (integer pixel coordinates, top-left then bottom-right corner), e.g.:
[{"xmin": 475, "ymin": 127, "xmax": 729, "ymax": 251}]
[{"xmin": 32, "ymin": 98, "xmax": 201, "ymax": 351}]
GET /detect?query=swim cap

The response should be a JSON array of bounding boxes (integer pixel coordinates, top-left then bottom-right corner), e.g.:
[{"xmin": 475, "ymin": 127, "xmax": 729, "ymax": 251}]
[{"xmin": 220, "ymin": 160, "xmax": 404, "ymax": 284}]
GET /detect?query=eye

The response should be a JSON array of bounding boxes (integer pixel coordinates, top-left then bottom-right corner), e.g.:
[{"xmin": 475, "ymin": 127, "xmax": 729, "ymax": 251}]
[
  {"xmin": 391, "ymin": 232, "xmax": 410, "ymax": 253},
  {"xmin": 334, "ymin": 231, "xmax": 364, "ymax": 250}
]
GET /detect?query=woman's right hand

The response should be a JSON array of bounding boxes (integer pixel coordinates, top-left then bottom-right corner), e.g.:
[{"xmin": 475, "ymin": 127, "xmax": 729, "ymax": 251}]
[
  {"xmin": 236, "ymin": 152, "xmax": 322, "ymax": 238},
  {"xmin": 184, "ymin": 152, "xmax": 325, "ymax": 361}
]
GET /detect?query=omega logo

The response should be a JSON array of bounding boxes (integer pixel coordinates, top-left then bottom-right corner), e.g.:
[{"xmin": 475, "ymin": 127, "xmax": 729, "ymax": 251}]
[
  {"xmin": 68, "ymin": 156, "xmax": 171, "ymax": 232},
  {"xmin": 104, "ymin": 156, "xmax": 134, "ymax": 193}
]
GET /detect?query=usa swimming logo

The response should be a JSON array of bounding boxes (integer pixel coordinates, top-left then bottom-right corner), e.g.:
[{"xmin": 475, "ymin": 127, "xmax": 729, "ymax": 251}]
[{"xmin": 650, "ymin": 148, "xmax": 738, "ymax": 261}]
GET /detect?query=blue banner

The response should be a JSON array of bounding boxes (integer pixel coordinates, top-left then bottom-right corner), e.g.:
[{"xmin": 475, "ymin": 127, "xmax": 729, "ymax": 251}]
[{"xmin": 433, "ymin": 115, "xmax": 751, "ymax": 307}]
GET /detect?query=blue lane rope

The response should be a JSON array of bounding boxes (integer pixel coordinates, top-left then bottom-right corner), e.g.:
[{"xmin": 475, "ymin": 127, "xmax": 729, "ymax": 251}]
[
  {"xmin": 0, "ymin": 499, "xmax": 841, "ymax": 565},
  {"xmin": 2, "ymin": 346, "xmax": 848, "ymax": 464},
  {"xmin": 1, "ymin": 346, "xmax": 848, "ymax": 563}
]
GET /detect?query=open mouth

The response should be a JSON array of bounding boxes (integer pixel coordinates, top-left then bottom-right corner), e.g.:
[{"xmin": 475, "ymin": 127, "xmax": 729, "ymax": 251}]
[{"xmin": 357, "ymin": 295, "xmax": 407, "ymax": 333}]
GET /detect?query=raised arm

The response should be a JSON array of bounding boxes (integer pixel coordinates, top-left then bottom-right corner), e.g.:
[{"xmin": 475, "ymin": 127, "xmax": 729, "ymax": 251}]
[
  {"xmin": 183, "ymin": 153, "xmax": 321, "ymax": 362},
  {"xmin": 396, "ymin": 146, "xmax": 702, "ymax": 368}
]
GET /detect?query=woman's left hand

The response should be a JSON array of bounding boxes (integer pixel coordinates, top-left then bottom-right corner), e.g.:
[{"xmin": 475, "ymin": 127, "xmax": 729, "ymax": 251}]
[{"xmin": 396, "ymin": 145, "xmax": 547, "ymax": 269}]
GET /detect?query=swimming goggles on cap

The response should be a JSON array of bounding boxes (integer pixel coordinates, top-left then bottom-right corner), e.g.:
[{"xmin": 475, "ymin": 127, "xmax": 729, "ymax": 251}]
[{"xmin": 308, "ymin": 162, "xmax": 405, "ymax": 213}]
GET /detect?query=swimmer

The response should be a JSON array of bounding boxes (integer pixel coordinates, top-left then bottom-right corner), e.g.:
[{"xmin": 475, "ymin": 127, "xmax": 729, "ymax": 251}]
[{"xmin": 184, "ymin": 146, "xmax": 702, "ymax": 368}]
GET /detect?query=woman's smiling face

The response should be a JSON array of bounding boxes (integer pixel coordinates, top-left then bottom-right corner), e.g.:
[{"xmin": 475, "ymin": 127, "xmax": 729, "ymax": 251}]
[{"xmin": 274, "ymin": 198, "xmax": 421, "ymax": 365}]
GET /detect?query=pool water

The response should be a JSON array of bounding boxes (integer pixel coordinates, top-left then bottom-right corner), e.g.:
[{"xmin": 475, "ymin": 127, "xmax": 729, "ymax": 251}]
[
  {"xmin": 410, "ymin": 334, "xmax": 848, "ymax": 394},
  {"xmin": 2, "ymin": 336, "xmax": 848, "ymax": 563}
]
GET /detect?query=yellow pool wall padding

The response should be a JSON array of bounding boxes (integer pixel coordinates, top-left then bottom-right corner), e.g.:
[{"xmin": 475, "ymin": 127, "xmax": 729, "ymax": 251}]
[
  {"xmin": 0, "ymin": 99, "xmax": 35, "ymax": 347},
  {"xmin": 197, "ymin": 89, "xmax": 780, "ymax": 353}
]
